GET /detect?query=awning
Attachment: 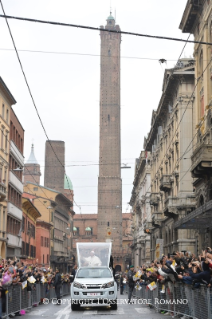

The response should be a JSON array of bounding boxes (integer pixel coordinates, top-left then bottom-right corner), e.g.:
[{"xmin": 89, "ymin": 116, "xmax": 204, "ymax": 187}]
[{"xmin": 174, "ymin": 200, "xmax": 212, "ymax": 229}]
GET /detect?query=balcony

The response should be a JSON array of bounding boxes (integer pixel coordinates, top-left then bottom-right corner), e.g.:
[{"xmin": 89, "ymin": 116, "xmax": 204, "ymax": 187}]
[
  {"xmin": 7, "ymin": 233, "xmax": 22, "ymax": 248},
  {"xmin": 150, "ymin": 193, "xmax": 160, "ymax": 206},
  {"xmin": 9, "ymin": 171, "xmax": 23, "ymax": 194},
  {"xmin": 10, "ymin": 141, "xmax": 24, "ymax": 166},
  {"xmin": 191, "ymin": 143, "xmax": 212, "ymax": 178},
  {"xmin": 164, "ymin": 196, "xmax": 196, "ymax": 217},
  {"xmin": 7, "ymin": 202, "xmax": 23, "ymax": 221},
  {"xmin": 0, "ymin": 182, "xmax": 6, "ymax": 202},
  {"xmin": 160, "ymin": 175, "xmax": 172, "ymax": 192},
  {"xmin": 152, "ymin": 212, "xmax": 163, "ymax": 227}
]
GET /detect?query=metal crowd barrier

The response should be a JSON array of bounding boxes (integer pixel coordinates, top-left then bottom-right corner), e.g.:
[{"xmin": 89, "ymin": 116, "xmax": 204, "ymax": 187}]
[
  {"xmin": 1, "ymin": 282, "xmax": 70, "ymax": 319},
  {"xmin": 132, "ymin": 282, "xmax": 212, "ymax": 319}
]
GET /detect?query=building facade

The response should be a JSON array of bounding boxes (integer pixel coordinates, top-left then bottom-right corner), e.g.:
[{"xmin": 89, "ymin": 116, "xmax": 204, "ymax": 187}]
[
  {"xmin": 36, "ymin": 220, "xmax": 51, "ymax": 267},
  {"xmin": 0, "ymin": 77, "xmax": 16, "ymax": 258},
  {"xmin": 130, "ymin": 59, "xmax": 197, "ymax": 261},
  {"xmin": 21, "ymin": 196, "xmax": 41, "ymax": 264},
  {"xmin": 130, "ymin": 151, "xmax": 151, "ymax": 267},
  {"xmin": 97, "ymin": 14, "xmax": 122, "ymax": 261},
  {"xmin": 176, "ymin": 0, "xmax": 212, "ymax": 252},
  {"xmin": 7, "ymin": 107, "xmax": 24, "ymax": 258},
  {"xmin": 24, "ymin": 182, "xmax": 74, "ymax": 272}
]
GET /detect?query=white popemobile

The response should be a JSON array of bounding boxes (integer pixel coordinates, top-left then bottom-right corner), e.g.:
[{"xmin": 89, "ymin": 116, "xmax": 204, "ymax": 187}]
[{"xmin": 71, "ymin": 242, "xmax": 118, "ymax": 311}]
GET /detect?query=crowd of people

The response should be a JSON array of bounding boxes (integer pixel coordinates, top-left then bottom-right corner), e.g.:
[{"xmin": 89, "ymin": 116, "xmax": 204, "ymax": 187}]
[
  {"xmin": 0, "ymin": 257, "xmax": 72, "ymax": 317},
  {"xmin": 1, "ymin": 249, "xmax": 212, "ymax": 318},
  {"xmin": 126, "ymin": 249, "xmax": 212, "ymax": 317}
]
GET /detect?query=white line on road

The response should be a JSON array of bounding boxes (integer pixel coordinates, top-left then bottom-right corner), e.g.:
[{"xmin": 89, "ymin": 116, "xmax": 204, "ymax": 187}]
[
  {"xmin": 135, "ymin": 308, "xmax": 152, "ymax": 314},
  {"xmin": 83, "ymin": 310, "xmax": 98, "ymax": 315},
  {"xmin": 55, "ymin": 304, "xmax": 71, "ymax": 319}
]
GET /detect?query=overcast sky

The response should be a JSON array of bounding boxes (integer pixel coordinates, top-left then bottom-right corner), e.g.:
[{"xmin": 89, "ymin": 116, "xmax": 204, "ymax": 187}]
[{"xmin": 0, "ymin": 0, "xmax": 193, "ymax": 215}]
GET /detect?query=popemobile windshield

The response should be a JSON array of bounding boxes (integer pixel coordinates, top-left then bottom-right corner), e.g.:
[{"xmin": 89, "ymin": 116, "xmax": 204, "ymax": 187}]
[{"xmin": 76, "ymin": 242, "xmax": 111, "ymax": 267}]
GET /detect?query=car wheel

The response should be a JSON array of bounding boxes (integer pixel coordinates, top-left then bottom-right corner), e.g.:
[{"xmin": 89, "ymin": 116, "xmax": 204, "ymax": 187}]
[
  {"xmin": 71, "ymin": 301, "xmax": 80, "ymax": 311},
  {"xmin": 110, "ymin": 299, "xmax": 117, "ymax": 310}
]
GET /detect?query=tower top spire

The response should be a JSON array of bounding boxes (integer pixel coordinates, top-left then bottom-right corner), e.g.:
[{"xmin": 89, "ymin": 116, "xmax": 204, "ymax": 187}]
[{"xmin": 26, "ymin": 144, "xmax": 38, "ymax": 164}]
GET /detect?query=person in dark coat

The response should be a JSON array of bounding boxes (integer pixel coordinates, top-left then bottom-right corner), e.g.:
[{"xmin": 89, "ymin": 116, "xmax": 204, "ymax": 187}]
[
  {"xmin": 127, "ymin": 265, "xmax": 135, "ymax": 304},
  {"xmin": 70, "ymin": 265, "xmax": 77, "ymax": 283},
  {"xmin": 54, "ymin": 268, "xmax": 62, "ymax": 305},
  {"xmin": 120, "ymin": 273, "xmax": 124, "ymax": 295}
]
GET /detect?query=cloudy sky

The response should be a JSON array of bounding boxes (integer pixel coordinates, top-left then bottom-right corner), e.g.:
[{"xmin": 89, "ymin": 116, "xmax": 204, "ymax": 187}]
[{"xmin": 0, "ymin": 0, "xmax": 193, "ymax": 215}]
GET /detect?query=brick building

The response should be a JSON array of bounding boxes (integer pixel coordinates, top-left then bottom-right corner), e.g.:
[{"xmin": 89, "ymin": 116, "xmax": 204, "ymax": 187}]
[
  {"xmin": 36, "ymin": 220, "xmax": 51, "ymax": 267},
  {"xmin": 98, "ymin": 14, "xmax": 122, "ymax": 263},
  {"xmin": 7, "ymin": 107, "xmax": 24, "ymax": 258},
  {"xmin": 73, "ymin": 213, "xmax": 133, "ymax": 270},
  {"xmin": 44, "ymin": 140, "xmax": 65, "ymax": 193},
  {"xmin": 21, "ymin": 196, "xmax": 41, "ymax": 264}
]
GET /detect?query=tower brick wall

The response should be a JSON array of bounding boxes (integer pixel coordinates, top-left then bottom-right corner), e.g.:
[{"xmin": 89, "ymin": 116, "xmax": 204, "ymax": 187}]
[
  {"xmin": 44, "ymin": 140, "xmax": 65, "ymax": 193},
  {"xmin": 97, "ymin": 16, "xmax": 122, "ymax": 257}
]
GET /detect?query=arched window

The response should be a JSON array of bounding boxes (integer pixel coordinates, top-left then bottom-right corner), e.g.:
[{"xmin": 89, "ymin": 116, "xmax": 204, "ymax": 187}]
[
  {"xmin": 85, "ymin": 227, "xmax": 92, "ymax": 236},
  {"xmin": 199, "ymin": 194, "xmax": 204, "ymax": 207}
]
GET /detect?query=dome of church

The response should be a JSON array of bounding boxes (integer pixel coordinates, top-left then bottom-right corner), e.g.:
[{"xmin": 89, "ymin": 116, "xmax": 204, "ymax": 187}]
[
  {"xmin": 107, "ymin": 14, "xmax": 115, "ymax": 20},
  {"xmin": 64, "ymin": 174, "xmax": 73, "ymax": 190}
]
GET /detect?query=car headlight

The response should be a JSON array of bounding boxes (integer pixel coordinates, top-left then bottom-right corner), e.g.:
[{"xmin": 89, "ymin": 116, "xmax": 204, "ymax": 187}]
[
  {"xmin": 73, "ymin": 282, "xmax": 86, "ymax": 289},
  {"xmin": 102, "ymin": 281, "xmax": 114, "ymax": 288}
]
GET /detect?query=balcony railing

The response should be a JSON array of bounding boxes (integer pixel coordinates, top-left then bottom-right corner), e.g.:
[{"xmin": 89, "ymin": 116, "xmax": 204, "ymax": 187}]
[
  {"xmin": 152, "ymin": 212, "xmax": 163, "ymax": 227},
  {"xmin": 191, "ymin": 143, "xmax": 212, "ymax": 178},
  {"xmin": 159, "ymin": 175, "xmax": 172, "ymax": 192},
  {"xmin": 164, "ymin": 196, "xmax": 196, "ymax": 217},
  {"xmin": 150, "ymin": 193, "xmax": 160, "ymax": 206}
]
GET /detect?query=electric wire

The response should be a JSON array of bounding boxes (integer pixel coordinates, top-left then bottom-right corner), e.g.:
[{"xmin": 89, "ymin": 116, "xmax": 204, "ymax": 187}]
[
  {"xmin": 0, "ymin": 14, "xmax": 211, "ymax": 46},
  {"xmin": 0, "ymin": 48, "xmax": 179, "ymax": 61},
  {"xmin": 0, "ymin": 0, "xmax": 79, "ymax": 212}
]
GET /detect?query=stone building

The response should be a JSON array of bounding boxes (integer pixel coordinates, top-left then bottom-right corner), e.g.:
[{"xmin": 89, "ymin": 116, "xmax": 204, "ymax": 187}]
[
  {"xmin": 73, "ymin": 213, "xmax": 133, "ymax": 270},
  {"xmin": 0, "ymin": 77, "xmax": 16, "ymax": 258},
  {"xmin": 130, "ymin": 59, "xmax": 197, "ymax": 261},
  {"xmin": 130, "ymin": 151, "xmax": 151, "ymax": 267},
  {"xmin": 176, "ymin": 0, "xmax": 212, "ymax": 251},
  {"xmin": 7, "ymin": 107, "xmax": 24, "ymax": 258},
  {"xmin": 97, "ymin": 14, "xmax": 122, "ymax": 261}
]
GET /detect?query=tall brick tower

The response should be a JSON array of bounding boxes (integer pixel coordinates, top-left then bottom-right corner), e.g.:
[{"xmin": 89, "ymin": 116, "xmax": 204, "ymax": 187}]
[
  {"xmin": 44, "ymin": 140, "xmax": 65, "ymax": 193},
  {"xmin": 97, "ymin": 14, "xmax": 122, "ymax": 262},
  {"xmin": 23, "ymin": 144, "xmax": 41, "ymax": 184}
]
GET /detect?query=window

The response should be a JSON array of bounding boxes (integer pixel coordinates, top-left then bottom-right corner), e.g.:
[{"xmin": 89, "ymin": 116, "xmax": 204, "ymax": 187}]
[
  {"xmin": 5, "ymin": 133, "xmax": 7, "ymax": 152},
  {"xmin": 2, "ymin": 104, "xmax": 4, "ymax": 119},
  {"xmin": 41, "ymin": 236, "xmax": 43, "ymax": 246},
  {"xmin": 33, "ymin": 187, "xmax": 38, "ymax": 191},
  {"xmin": 22, "ymin": 216, "xmax": 25, "ymax": 233},
  {"xmin": 43, "ymin": 255, "xmax": 44, "ymax": 264},
  {"xmin": 6, "ymin": 110, "xmax": 8, "ymax": 123},
  {"xmin": 26, "ymin": 243, "xmax": 29, "ymax": 256},
  {"xmin": 22, "ymin": 241, "xmax": 25, "ymax": 255},
  {"xmin": 1, "ymin": 130, "xmax": 3, "ymax": 149}
]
